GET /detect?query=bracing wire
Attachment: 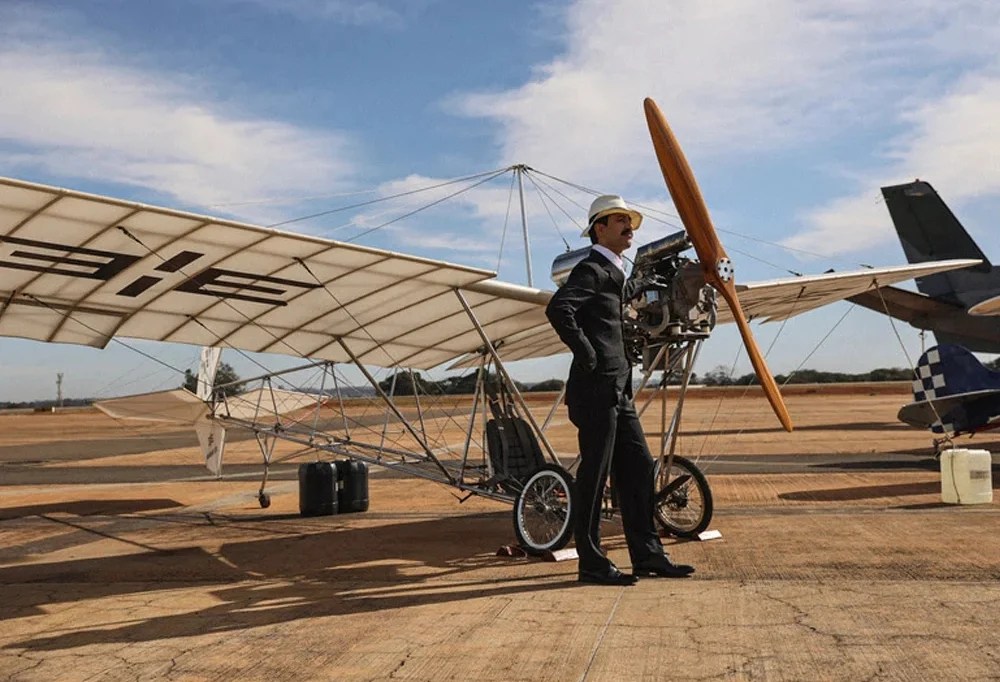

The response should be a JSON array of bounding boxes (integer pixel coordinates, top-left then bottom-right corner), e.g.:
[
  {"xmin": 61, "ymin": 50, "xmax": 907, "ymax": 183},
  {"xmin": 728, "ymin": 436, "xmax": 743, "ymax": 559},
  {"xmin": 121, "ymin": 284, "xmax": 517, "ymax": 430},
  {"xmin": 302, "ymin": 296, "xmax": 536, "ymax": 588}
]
[
  {"xmin": 726, "ymin": 245, "xmax": 803, "ymax": 278},
  {"xmin": 23, "ymin": 293, "xmax": 191, "ymax": 378},
  {"xmin": 112, "ymin": 229, "xmax": 442, "ymax": 451},
  {"xmin": 779, "ymin": 305, "xmax": 856, "ymax": 387},
  {"xmin": 116, "ymin": 226, "xmax": 321, "ymax": 381},
  {"xmin": 265, "ymin": 166, "xmax": 512, "ymax": 229},
  {"xmin": 344, "ymin": 168, "xmax": 512, "ymax": 243},
  {"xmin": 207, "ymin": 187, "xmax": 380, "ymax": 210},
  {"xmin": 873, "ymin": 282, "xmax": 952, "ymax": 448},
  {"xmin": 692, "ymin": 289, "xmax": 810, "ymax": 460},
  {"xmin": 522, "ymin": 169, "xmax": 591, "ymax": 216},
  {"xmin": 527, "ymin": 167, "xmax": 881, "ymax": 273},
  {"xmin": 292, "ymin": 258, "xmax": 501, "ymax": 455},
  {"xmin": 496, "ymin": 172, "xmax": 517, "ymax": 274},
  {"xmin": 522, "ymin": 171, "xmax": 573, "ymax": 250}
]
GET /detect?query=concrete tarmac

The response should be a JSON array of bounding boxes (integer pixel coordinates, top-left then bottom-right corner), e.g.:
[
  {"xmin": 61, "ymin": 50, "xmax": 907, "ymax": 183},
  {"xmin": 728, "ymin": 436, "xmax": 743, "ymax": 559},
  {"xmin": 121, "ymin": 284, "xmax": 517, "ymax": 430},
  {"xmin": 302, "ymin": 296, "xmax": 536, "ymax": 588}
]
[{"xmin": 1, "ymin": 393, "xmax": 999, "ymax": 681}]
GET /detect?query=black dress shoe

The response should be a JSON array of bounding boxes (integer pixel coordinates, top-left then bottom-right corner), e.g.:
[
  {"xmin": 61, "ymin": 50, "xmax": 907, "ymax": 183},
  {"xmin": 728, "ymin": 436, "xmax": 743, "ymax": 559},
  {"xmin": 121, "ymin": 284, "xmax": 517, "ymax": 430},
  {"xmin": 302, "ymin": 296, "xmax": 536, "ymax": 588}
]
[
  {"xmin": 632, "ymin": 556, "xmax": 695, "ymax": 578},
  {"xmin": 578, "ymin": 566, "xmax": 638, "ymax": 586}
]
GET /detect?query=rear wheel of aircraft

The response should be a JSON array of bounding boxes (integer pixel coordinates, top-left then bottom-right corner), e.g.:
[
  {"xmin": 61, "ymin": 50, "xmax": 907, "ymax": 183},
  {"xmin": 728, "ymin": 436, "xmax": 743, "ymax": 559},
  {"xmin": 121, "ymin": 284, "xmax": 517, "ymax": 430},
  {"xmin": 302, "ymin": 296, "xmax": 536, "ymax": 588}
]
[
  {"xmin": 513, "ymin": 464, "xmax": 575, "ymax": 555},
  {"xmin": 653, "ymin": 455, "xmax": 712, "ymax": 537},
  {"xmin": 258, "ymin": 492, "xmax": 271, "ymax": 509}
]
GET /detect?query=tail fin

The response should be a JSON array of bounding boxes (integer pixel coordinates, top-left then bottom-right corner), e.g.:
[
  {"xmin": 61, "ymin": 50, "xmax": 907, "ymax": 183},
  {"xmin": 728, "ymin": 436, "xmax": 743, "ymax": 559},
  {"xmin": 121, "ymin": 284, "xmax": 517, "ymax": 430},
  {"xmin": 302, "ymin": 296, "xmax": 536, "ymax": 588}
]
[
  {"xmin": 883, "ymin": 181, "xmax": 990, "ymax": 266},
  {"xmin": 902, "ymin": 344, "xmax": 1000, "ymax": 434},
  {"xmin": 196, "ymin": 347, "xmax": 223, "ymax": 401},
  {"xmin": 882, "ymin": 181, "xmax": 992, "ymax": 306},
  {"xmin": 911, "ymin": 344, "xmax": 1000, "ymax": 402}
]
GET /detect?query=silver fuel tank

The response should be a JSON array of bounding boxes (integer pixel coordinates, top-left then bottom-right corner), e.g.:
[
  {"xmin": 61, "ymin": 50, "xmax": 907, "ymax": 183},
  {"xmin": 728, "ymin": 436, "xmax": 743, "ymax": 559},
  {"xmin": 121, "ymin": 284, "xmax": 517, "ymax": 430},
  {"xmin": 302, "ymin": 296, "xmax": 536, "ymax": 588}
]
[{"xmin": 550, "ymin": 245, "xmax": 592, "ymax": 287}]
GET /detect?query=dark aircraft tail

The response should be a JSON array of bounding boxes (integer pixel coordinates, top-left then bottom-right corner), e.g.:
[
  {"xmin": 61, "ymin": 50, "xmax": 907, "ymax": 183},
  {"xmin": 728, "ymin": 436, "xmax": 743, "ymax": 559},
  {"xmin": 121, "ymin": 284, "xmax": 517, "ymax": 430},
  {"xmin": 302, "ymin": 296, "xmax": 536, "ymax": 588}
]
[
  {"xmin": 867, "ymin": 180, "xmax": 1000, "ymax": 352},
  {"xmin": 882, "ymin": 181, "xmax": 994, "ymax": 306},
  {"xmin": 899, "ymin": 344, "xmax": 1000, "ymax": 434},
  {"xmin": 883, "ymin": 181, "xmax": 990, "ymax": 266}
]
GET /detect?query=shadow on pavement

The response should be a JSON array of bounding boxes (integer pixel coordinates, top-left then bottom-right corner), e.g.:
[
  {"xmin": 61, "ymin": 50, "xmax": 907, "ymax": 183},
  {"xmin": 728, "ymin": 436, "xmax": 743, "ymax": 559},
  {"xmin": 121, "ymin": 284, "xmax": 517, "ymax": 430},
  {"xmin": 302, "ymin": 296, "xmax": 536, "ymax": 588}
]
[
  {"xmin": 1, "ymin": 509, "xmax": 572, "ymax": 652},
  {"xmin": 0, "ymin": 498, "xmax": 183, "ymax": 520},
  {"xmin": 779, "ymin": 481, "xmax": 941, "ymax": 501}
]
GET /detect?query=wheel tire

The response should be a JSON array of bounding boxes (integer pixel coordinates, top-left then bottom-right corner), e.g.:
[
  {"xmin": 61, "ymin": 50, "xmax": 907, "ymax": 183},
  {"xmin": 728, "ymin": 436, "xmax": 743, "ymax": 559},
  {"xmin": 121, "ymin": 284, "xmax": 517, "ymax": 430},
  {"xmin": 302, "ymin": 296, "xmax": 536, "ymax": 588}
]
[
  {"xmin": 258, "ymin": 492, "xmax": 271, "ymax": 509},
  {"xmin": 653, "ymin": 455, "xmax": 712, "ymax": 537},
  {"xmin": 513, "ymin": 464, "xmax": 575, "ymax": 555}
]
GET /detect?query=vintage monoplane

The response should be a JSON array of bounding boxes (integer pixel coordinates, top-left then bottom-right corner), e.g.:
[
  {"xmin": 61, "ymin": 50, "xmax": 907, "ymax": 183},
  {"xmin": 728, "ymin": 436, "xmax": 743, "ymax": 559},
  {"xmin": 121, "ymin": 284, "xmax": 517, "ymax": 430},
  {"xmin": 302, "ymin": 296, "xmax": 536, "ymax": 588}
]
[{"xmin": 0, "ymin": 99, "xmax": 978, "ymax": 553}]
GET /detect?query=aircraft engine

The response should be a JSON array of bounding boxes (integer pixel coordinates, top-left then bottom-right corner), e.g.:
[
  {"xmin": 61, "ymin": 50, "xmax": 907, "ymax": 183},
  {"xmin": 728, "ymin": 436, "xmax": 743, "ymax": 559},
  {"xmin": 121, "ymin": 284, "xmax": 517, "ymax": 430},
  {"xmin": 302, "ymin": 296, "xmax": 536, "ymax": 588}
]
[
  {"xmin": 627, "ymin": 231, "xmax": 716, "ymax": 368},
  {"xmin": 550, "ymin": 230, "xmax": 717, "ymax": 370}
]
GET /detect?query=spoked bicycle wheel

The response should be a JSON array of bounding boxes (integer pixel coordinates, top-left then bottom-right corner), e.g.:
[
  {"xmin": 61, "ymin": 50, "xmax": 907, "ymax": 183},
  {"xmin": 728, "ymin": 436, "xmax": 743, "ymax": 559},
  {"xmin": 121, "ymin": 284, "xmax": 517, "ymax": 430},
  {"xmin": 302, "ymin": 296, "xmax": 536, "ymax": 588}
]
[
  {"xmin": 513, "ymin": 464, "xmax": 575, "ymax": 555},
  {"xmin": 653, "ymin": 454, "xmax": 712, "ymax": 537}
]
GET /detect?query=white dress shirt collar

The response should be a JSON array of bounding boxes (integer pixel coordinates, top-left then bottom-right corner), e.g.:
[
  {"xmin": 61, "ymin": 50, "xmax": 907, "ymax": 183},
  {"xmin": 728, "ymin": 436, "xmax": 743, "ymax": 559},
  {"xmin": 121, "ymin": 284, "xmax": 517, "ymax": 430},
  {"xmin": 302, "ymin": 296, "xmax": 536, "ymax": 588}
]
[{"xmin": 591, "ymin": 244, "xmax": 625, "ymax": 275}]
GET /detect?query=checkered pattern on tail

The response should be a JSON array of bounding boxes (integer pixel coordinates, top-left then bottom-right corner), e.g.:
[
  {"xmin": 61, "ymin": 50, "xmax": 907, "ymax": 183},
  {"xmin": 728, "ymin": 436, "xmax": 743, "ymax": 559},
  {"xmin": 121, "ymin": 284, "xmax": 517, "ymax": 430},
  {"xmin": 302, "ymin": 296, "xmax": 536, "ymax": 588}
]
[
  {"xmin": 912, "ymin": 347, "xmax": 953, "ymax": 432},
  {"xmin": 912, "ymin": 347, "xmax": 945, "ymax": 402},
  {"xmin": 910, "ymin": 344, "xmax": 1000, "ymax": 434}
]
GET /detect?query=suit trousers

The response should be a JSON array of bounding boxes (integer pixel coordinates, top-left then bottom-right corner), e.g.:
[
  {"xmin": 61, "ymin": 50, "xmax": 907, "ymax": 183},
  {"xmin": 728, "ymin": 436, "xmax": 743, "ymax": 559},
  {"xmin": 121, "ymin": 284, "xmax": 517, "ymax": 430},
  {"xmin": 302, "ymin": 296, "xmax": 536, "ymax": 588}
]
[{"xmin": 568, "ymin": 396, "xmax": 665, "ymax": 573}]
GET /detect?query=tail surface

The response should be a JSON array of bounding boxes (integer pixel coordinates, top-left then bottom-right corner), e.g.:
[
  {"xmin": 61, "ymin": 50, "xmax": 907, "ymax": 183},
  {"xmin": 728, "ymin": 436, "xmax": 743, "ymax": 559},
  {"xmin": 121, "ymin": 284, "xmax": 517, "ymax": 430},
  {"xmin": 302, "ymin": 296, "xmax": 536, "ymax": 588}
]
[
  {"xmin": 900, "ymin": 344, "xmax": 1000, "ymax": 434},
  {"xmin": 910, "ymin": 344, "xmax": 1000, "ymax": 401},
  {"xmin": 882, "ymin": 180, "xmax": 995, "ymax": 307},
  {"xmin": 883, "ymin": 181, "xmax": 990, "ymax": 268},
  {"xmin": 197, "ymin": 347, "xmax": 223, "ymax": 400}
]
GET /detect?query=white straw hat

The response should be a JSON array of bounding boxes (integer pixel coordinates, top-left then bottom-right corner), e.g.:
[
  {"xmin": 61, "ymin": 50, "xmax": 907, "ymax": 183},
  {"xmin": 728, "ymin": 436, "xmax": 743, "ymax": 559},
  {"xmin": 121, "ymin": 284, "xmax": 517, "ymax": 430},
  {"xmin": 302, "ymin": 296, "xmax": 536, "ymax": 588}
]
[{"xmin": 582, "ymin": 194, "xmax": 643, "ymax": 237}]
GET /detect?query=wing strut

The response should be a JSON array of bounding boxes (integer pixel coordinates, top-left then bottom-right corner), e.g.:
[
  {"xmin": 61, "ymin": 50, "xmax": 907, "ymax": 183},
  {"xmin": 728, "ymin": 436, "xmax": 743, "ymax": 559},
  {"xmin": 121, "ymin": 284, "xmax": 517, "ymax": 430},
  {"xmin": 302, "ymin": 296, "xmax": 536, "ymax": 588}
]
[
  {"xmin": 643, "ymin": 97, "xmax": 793, "ymax": 432},
  {"xmin": 454, "ymin": 288, "xmax": 562, "ymax": 465},
  {"xmin": 334, "ymin": 337, "xmax": 456, "ymax": 484}
]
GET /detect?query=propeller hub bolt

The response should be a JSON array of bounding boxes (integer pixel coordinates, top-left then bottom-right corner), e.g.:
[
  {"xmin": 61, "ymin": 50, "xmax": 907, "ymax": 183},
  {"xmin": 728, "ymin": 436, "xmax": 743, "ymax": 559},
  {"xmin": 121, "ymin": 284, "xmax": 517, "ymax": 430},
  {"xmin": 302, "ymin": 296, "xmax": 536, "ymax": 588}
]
[{"xmin": 716, "ymin": 258, "xmax": 733, "ymax": 283}]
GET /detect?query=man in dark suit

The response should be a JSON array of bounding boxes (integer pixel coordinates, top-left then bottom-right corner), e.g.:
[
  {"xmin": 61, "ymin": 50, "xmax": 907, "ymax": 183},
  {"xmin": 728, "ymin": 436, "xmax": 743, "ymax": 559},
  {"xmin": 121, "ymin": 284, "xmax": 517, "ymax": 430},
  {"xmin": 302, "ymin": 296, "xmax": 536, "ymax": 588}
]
[{"xmin": 545, "ymin": 195, "xmax": 696, "ymax": 586}]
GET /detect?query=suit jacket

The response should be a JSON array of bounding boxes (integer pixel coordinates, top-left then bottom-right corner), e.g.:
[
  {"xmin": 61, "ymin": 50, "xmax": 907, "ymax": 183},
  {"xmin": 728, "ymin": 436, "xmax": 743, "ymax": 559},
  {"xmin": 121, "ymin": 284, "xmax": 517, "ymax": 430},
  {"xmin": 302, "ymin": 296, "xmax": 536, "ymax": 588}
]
[{"xmin": 546, "ymin": 250, "xmax": 640, "ymax": 409}]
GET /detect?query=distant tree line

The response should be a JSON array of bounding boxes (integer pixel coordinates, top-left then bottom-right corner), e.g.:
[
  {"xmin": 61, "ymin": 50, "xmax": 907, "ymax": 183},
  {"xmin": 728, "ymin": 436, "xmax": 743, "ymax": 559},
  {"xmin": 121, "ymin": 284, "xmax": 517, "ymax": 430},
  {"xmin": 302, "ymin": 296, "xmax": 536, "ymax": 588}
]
[
  {"xmin": 376, "ymin": 371, "xmax": 564, "ymax": 396},
  {"xmin": 698, "ymin": 365, "xmax": 917, "ymax": 386},
  {"xmin": 0, "ymin": 398, "xmax": 92, "ymax": 410},
  {"xmin": 2, "ymin": 361, "xmax": 965, "ymax": 408}
]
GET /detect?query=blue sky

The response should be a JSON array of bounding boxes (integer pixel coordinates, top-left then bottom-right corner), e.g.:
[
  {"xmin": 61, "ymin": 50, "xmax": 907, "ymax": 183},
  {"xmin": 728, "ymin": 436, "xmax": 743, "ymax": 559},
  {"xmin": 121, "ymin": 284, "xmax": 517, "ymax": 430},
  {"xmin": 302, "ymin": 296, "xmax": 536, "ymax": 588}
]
[{"xmin": 2, "ymin": 0, "xmax": 1000, "ymax": 402}]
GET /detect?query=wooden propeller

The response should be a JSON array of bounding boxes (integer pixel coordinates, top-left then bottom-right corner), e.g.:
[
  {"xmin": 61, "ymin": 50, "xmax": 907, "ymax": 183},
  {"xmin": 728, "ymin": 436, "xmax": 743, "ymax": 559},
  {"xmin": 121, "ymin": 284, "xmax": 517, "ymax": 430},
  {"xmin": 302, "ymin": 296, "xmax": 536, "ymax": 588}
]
[{"xmin": 643, "ymin": 97, "xmax": 793, "ymax": 432}]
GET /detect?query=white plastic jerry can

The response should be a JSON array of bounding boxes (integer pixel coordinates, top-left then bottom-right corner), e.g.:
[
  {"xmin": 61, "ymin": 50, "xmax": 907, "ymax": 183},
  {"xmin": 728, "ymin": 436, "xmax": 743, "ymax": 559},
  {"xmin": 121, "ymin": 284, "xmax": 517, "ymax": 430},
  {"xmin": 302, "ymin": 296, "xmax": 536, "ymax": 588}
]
[{"xmin": 939, "ymin": 449, "xmax": 994, "ymax": 504}]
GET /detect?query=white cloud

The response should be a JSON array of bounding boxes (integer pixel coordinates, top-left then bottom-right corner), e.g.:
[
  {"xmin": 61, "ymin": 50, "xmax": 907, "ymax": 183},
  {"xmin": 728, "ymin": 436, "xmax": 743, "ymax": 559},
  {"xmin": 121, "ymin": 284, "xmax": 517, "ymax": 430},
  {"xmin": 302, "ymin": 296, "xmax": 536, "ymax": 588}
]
[
  {"xmin": 786, "ymin": 71, "xmax": 1000, "ymax": 255},
  {"xmin": 451, "ymin": 0, "xmax": 1000, "ymax": 257},
  {"xmin": 454, "ymin": 0, "xmax": 886, "ymax": 188},
  {"xmin": 0, "ymin": 7, "xmax": 360, "ymax": 216},
  {"xmin": 783, "ymin": 193, "xmax": 889, "ymax": 255},
  {"xmin": 892, "ymin": 74, "xmax": 1000, "ymax": 197}
]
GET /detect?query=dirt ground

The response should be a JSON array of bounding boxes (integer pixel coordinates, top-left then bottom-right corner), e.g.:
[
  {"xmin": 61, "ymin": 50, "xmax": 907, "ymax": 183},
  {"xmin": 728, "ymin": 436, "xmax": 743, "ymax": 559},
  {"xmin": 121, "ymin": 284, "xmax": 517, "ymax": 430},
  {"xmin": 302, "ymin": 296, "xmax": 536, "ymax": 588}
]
[{"xmin": 1, "ymin": 388, "xmax": 998, "ymax": 681}]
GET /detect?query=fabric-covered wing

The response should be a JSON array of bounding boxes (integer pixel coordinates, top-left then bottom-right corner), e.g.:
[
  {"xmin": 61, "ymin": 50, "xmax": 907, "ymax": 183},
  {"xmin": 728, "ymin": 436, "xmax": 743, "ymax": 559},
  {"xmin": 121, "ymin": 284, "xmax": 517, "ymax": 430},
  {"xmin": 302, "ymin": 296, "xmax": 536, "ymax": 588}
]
[
  {"xmin": 0, "ymin": 176, "xmax": 550, "ymax": 370},
  {"xmin": 718, "ymin": 260, "xmax": 982, "ymax": 324},
  {"xmin": 450, "ymin": 260, "xmax": 981, "ymax": 368},
  {"xmin": 95, "ymin": 389, "xmax": 208, "ymax": 423},
  {"xmin": 448, "ymin": 298, "xmax": 564, "ymax": 370}
]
